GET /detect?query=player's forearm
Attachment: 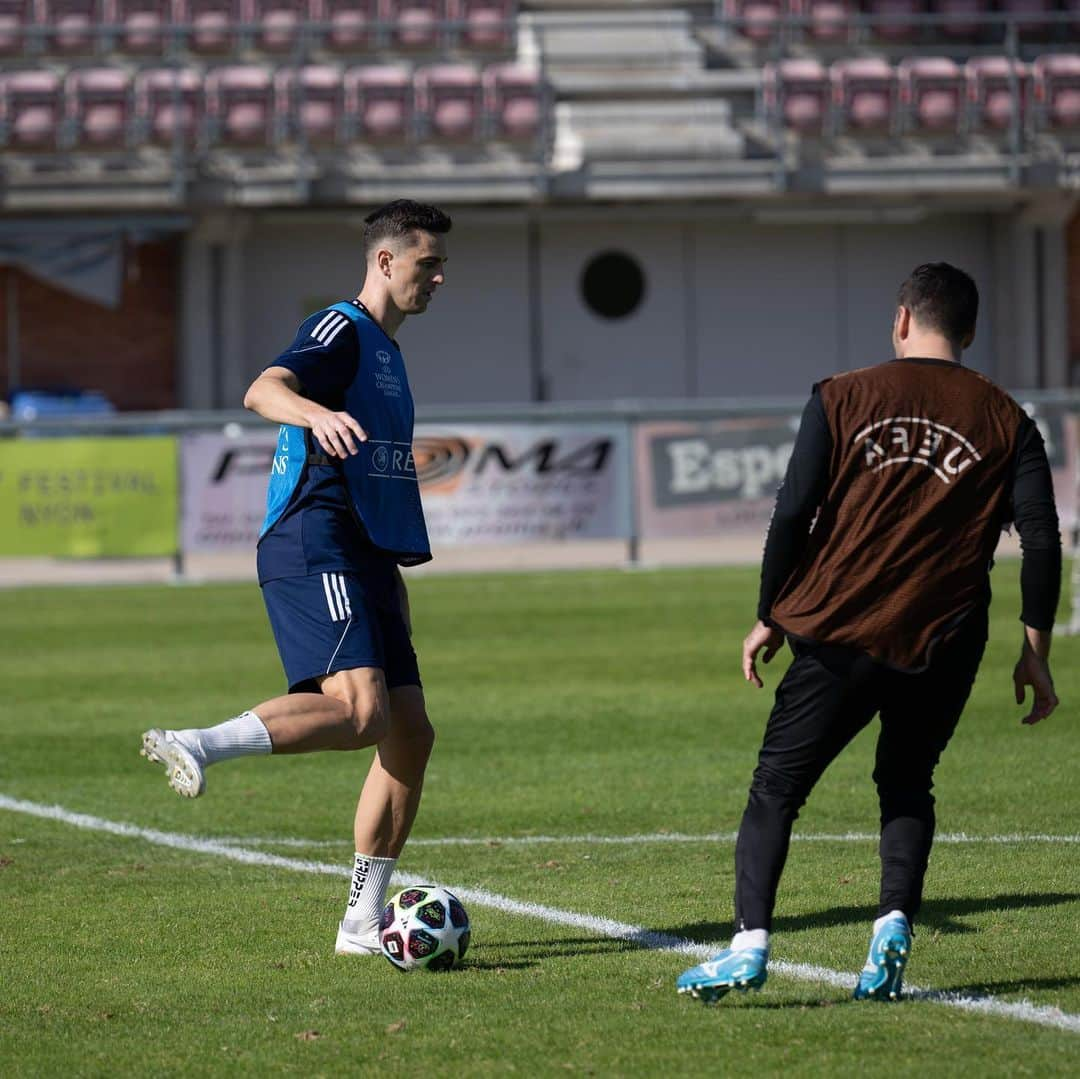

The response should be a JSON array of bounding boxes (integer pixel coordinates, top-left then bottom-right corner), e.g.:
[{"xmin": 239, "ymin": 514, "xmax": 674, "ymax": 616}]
[
  {"xmin": 243, "ymin": 374, "xmax": 329, "ymax": 429},
  {"xmin": 1023, "ymin": 624, "xmax": 1053, "ymax": 660}
]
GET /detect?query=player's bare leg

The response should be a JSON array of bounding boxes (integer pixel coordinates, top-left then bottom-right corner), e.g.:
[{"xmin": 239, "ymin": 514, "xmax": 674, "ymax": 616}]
[
  {"xmin": 337, "ymin": 683, "xmax": 435, "ymax": 956},
  {"xmin": 140, "ymin": 667, "xmax": 391, "ymax": 796}
]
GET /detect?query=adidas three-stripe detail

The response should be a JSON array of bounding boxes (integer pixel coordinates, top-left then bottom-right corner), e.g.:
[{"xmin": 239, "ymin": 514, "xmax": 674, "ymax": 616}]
[{"xmin": 322, "ymin": 573, "xmax": 353, "ymax": 623}]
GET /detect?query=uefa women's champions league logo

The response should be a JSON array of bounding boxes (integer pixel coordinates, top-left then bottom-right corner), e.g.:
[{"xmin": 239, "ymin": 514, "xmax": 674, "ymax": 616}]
[
  {"xmin": 856, "ymin": 417, "xmax": 981, "ymax": 484},
  {"xmin": 372, "ymin": 444, "xmax": 391, "ymax": 472}
]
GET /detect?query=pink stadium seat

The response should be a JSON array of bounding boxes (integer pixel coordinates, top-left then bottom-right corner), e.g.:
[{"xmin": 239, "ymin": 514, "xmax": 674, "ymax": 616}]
[
  {"xmin": 274, "ymin": 64, "xmax": 343, "ymax": 142},
  {"xmin": 110, "ymin": 0, "xmax": 172, "ymax": 53},
  {"xmin": 966, "ymin": 56, "xmax": 1028, "ymax": 130},
  {"xmin": 206, "ymin": 64, "xmax": 274, "ymax": 144},
  {"xmin": 482, "ymin": 63, "xmax": 539, "ymax": 139},
  {"xmin": 385, "ymin": 0, "xmax": 442, "ymax": 49},
  {"xmin": 344, "ymin": 64, "xmax": 412, "ymax": 138},
  {"xmin": 935, "ymin": 0, "xmax": 990, "ymax": 40},
  {"xmin": 0, "ymin": 0, "xmax": 30, "ymax": 55},
  {"xmin": 414, "ymin": 63, "xmax": 481, "ymax": 138},
  {"xmin": 65, "ymin": 67, "xmax": 132, "ymax": 147},
  {"xmin": 803, "ymin": 0, "xmax": 852, "ymax": 42},
  {"xmin": 134, "ymin": 65, "xmax": 202, "ymax": 144},
  {"xmin": 1032, "ymin": 54, "xmax": 1080, "ymax": 130},
  {"xmin": 864, "ymin": 0, "xmax": 922, "ymax": 42},
  {"xmin": 451, "ymin": 0, "xmax": 513, "ymax": 48},
  {"xmin": 324, "ymin": 0, "xmax": 375, "ymax": 50},
  {"xmin": 897, "ymin": 56, "xmax": 963, "ymax": 132},
  {"xmin": 0, "ymin": 69, "xmax": 62, "ymax": 148},
  {"xmin": 763, "ymin": 58, "xmax": 828, "ymax": 134},
  {"xmin": 251, "ymin": 0, "xmax": 314, "ymax": 51},
  {"xmin": 832, "ymin": 56, "xmax": 895, "ymax": 132},
  {"xmin": 179, "ymin": 0, "xmax": 240, "ymax": 51},
  {"xmin": 39, "ymin": 0, "xmax": 97, "ymax": 52},
  {"xmin": 723, "ymin": 0, "xmax": 786, "ymax": 43}
]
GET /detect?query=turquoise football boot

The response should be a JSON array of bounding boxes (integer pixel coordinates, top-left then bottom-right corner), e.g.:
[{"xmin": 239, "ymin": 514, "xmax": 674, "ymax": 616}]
[
  {"xmin": 676, "ymin": 948, "xmax": 768, "ymax": 1004},
  {"xmin": 853, "ymin": 914, "xmax": 911, "ymax": 1002}
]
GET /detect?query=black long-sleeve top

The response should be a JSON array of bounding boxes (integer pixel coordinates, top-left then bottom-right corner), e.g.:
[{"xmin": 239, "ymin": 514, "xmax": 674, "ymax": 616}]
[{"xmin": 758, "ymin": 389, "xmax": 1062, "ymax": 631}]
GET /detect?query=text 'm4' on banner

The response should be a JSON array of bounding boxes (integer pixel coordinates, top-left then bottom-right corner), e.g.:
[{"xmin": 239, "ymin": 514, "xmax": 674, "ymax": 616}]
[{"xmin": 180, "ymin": 424, "xmax": 629, "ymax": 552}]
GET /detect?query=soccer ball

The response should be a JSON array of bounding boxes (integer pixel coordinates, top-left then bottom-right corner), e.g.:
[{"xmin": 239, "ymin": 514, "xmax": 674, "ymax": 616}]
[{"xmin": 380, "ymin": 885, "xmax": 471, "ymax": 971}]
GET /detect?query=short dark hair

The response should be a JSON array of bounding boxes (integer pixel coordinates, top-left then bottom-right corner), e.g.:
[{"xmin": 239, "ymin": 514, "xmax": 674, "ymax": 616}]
[
  {"xmin": 363, "ymin": 199, "xmax": 452, "ymax": 258},
  {"xmin": 896, "ymin": 262, "xmax": 979, "ymax": 344}
]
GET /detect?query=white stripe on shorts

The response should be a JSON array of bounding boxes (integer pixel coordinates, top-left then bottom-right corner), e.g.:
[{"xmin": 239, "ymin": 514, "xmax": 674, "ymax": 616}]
[
  {"xmin": 329, "ymin": 573, "xmax": 349, "ymax": 622},
  {"xmin": 336, "ymin": 574, "xmax": 353, "ymax": 618},
  {"xmin": 322, "ymin": 573, "xmax": 343, "ymax": 622}
]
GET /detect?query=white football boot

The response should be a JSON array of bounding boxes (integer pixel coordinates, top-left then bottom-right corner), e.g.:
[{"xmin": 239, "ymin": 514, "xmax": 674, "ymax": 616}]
[
  {"xmin": 335, "ymin": 919, "xmax": 382, "ymax": 956},
  {"xmin": 140, "ymin": 728, "xmax": 206, "ymax": 798}
]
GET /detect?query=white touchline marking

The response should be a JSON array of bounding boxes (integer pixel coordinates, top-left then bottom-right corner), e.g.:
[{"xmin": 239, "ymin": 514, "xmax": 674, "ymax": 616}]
[
  {"xmin": 1, "ymin": 794, "xmax": 1077, "ymax": 1036},
  {"xmin": 203, "ymin": 830, "xmax": 1080, "ymax": 849}
]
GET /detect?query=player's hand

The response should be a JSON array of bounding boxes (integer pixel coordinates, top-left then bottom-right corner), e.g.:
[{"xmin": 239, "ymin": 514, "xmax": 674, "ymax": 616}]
[
  {"xmin": 1012, "ymin": 642, "xmax": 1058, "ymax": 725},
  {"xmin": 311, "ymin": 410, "xmax": 368, "ymax": 457},
  {"xmin": 743, "ymin": 620, "xmax": 784, "ymax": 689}
]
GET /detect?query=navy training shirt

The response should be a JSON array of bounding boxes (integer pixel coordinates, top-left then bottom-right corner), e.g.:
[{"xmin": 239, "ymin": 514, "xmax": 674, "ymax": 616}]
[{"xmin": 256, "ymin": 301, "xmax": 380, "ymax": 585}]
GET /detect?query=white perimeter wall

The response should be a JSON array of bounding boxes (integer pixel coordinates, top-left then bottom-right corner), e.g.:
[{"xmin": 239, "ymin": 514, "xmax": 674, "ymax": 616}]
[{"xmin": 182, "ymin": 207, "xmax": 1058, "ymax": 409}]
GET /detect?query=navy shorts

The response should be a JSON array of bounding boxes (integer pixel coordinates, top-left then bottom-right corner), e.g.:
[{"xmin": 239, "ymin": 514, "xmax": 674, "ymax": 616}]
[{"xmin": 261, "ymin": 569, "xmax": 421, "ymax": 693}]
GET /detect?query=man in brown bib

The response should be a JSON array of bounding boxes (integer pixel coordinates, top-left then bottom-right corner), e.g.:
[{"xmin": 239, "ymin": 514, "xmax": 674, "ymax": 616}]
[{"xmin": 677, "ymin": 262, "xmax": 1061, "ymax": 1005}]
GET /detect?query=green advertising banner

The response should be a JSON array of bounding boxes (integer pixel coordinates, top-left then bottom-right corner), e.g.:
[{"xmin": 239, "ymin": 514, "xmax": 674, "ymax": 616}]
[{"xmin": 0, "ymin": 437, "xmax": 179, "ymax": 557}]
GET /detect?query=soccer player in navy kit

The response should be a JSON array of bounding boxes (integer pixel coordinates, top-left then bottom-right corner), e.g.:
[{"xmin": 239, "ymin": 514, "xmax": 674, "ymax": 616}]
[{"xmin": 141, "ymin": 200, "xmax": 451, "ymax": 956}]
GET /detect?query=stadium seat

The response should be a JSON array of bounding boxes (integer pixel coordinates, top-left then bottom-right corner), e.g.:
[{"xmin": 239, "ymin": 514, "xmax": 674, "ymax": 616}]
[
  {"xmin": 935, "ymin": 0, "xmax": 991, "ymax": 40},
  {"xmin": 134, "ymin": 65, "xmax": 202, "ymax": 144},
  {"xmin": 763, "ymin": 58, "xmax": 829, "ymax": 134},
  {"xmin": 65, "ymin": 67, "xmax": 132, "ymax": 147},
  {"xmin": 274, "ymin": 64, "xmax": 343, "ymax": 143},
  {"xmin": 324, "ymin": 0, "xmax": 375, "ymax": 50},
  {"xmin": 414, "ymin": 63, "xmax": 481, "ymax": 138},
  {"xmin": 832, "ymin": 56, "xmax": 895, "ymax": 133},
  {"xmin": 966, "ymin": 56, "xmax": 1028, "ymax": 130},
  {"xmin": 482, "ymin": 62, "xmax": 540, "ymax": 139},
  {"xmin": 803, "ymin": 0, "xmax": 852, "ymax": 42},
  {"xmin": 0, "ymin": 0, "xmax": 30, "ymax": 55},
  {"xmin": 251, "ymin": 0, "xmax": 313, "ymax": 51},
  {"xmin": 864, "ymin": 0, "xmax": 922, "ymax": 42},
  {"xmin": 344, "ymin": 64, "xmax": 412, "ymax": 138},
  {"xmin": 0, "ymin": 69, "xmax": 63, "ymax": 148},
  {"xmin": 722, "ymin": 0, "xmax": 787, "ymax": 43},
  {"xmin": 897, "ymin": 55, "xmax": 964, "ymax": 132},
  {"xmin": 110, "ymin": 0, "xmax": 171, "ymax": 53},
  {"xmin": 385, "ymin": 0, "xmax": 442, "ymax": 49},
  {"xmin": 1032, "ymin": 53, "xmax": 1080, "ymax": 130},
  {"xmin": 451, "ymin": 0, "xmax": 514, "ymax": 49},
  {"xmin": 39, "ymin": 0, "xmax": 98, "ymax": 53},
  {"xmin": 205, "ymin": 64, "xmax": 274, "ymax": 144},
  {"xmin": 179, "ymin": 0, "xmax": 240, "ymax": 52}
]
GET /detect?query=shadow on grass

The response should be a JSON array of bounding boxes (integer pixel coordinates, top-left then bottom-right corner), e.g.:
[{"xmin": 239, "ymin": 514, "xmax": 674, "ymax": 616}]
[
  {"xmin": 658, "ymin": 891, "xmax": 1080, "ymax": 943},
  {"xmin": 921, "ymin": 974, "xmax": 1080, "ymax": 998}
]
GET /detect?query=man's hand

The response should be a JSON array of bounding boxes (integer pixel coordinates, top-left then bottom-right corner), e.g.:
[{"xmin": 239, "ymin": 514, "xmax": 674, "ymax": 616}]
[
  {"xmin": 310, "ymin": 410, "xmax": 368, "ymax": 458},
  {"xmin": 1013, "ymin": 634, "xmax": 1058, "ymax": 725},
  {"xmin": 743, "ymin": 620, "xmax": 785, "ymax": 689}
]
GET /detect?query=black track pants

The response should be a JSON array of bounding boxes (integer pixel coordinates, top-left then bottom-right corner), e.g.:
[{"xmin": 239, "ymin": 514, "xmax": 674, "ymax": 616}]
[{"xmin": 734, "ymin": 609, "xmax": 988, "ymax": 932}]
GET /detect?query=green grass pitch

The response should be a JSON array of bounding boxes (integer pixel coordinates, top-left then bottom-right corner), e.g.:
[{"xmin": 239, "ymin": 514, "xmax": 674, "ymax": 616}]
[{"xmin": 0, "ymin": 561, "xmax": 1077, "ymax": 1076}]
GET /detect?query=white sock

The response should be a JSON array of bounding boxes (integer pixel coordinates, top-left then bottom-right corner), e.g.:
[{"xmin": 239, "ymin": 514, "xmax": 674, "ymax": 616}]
[
  {"xmin": 176, "ymin": 711, "xmax": 272, "ymax": 766},
  {"xmin": 731, "ymin": 928, "xmax": 769, "ymax": 953},
  {"xmin": 873, "ymin": 910, "xmax": 909, "ymax": 934},
  {"xmin": 340, "ymin": 853, "xmax": 396, "ymax": 936}
]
